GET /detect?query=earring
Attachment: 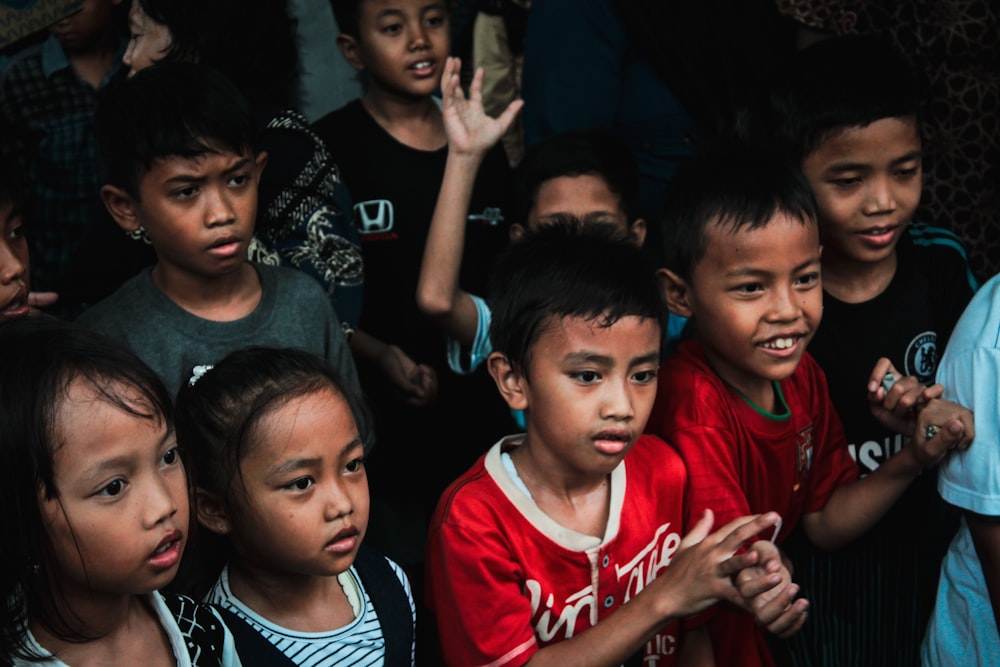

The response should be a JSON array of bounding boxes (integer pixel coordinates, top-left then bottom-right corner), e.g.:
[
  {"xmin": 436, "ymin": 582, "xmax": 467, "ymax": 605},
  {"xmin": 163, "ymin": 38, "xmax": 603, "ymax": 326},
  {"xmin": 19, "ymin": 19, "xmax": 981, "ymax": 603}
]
[
  {"xmin": 30, "ymin": 563, "xmax": 39, "ymax": 575},
  {"xmin": 127, "ymin": 226, "xmax": 151, "ymax": 245}
]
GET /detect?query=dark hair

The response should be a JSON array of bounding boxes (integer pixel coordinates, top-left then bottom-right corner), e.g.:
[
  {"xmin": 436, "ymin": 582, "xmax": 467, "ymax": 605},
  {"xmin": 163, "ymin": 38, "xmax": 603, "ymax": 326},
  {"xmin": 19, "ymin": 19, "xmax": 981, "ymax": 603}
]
[
  {"xmin": 770, "ymin": 34, "xmax": 924, "ymax": 162},
  {"xmin": 659, "ymin": 141, "xmax": 817, "ymax": 280},
  {"xmin": 135, "ymin": 0, "xmax": 301, "ymax": 111},
  {"xmin": 0, "ymin": 316, "xmax": 172, "ymax": 662},
  {"xmin": 95, "ymin": 61, "xmax": 256, "ymax": 200},
  {"xmin": 174, "ymin": 347, "xmax": 371, "ymax": 588},
  {"xmin": 488, "ymin": 218, "xmax": 667, "ymax": 375},
  {"xmin": 514, "ymin": 130, "xmax": 640, "ymax": 225},
  {"xmin": 329, "ymin": 0, "xmax": 363, "ymax": 39}
]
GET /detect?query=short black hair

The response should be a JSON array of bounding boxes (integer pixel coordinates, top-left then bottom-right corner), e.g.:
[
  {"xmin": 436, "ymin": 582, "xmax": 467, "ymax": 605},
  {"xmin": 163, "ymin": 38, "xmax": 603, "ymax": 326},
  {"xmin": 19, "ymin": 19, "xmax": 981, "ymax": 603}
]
[
  {"xmin": 95, "ymin": 61, "xmax": 257, "ymax": 200},
  {"xmin": 329, "ymin": 0, "xmax": 364, "ymax": 38},
  {"xmin": 488, "ymin": 218, "xmax": 667, "ymax": 376},
  {"xmin": 770, "ymin": 34, "xmax": 924, "ymax": 162},
  {"xmin": 514, "ymin": 130, "xmax": 640, "ymax": 225},
  {"xmin": 659, "ymin": 141, "xmax": 817, "ymax": 280}
]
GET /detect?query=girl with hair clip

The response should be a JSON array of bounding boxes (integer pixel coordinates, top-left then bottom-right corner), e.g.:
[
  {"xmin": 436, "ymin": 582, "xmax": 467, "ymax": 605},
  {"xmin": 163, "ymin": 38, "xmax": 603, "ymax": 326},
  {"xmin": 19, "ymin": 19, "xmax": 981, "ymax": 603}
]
[
  {"xmin": 174, "ymin": 347, "xmax": 415, "ymax": 667},
  {"xmin": 0, "ymin": 316, "xmax": 241, "ymax": 666}
]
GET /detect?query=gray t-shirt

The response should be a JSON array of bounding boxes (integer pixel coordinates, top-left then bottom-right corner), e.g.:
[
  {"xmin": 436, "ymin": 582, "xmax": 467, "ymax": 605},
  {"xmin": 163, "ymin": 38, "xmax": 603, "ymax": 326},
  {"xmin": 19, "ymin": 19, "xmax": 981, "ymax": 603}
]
[{"xmin": 78, "ymin": 263, "xmax": 360, "ymax": 399}]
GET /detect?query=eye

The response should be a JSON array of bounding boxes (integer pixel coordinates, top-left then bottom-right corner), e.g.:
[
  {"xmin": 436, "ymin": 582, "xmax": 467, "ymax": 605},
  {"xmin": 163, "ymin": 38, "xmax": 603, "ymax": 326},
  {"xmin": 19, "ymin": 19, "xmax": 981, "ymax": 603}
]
[
  {"xmin": 284, "ymin": 477, "xmax": 314, "ymax": 491},
  {"xmin": 172, "ymin": 186, "xmax": 198, "ymax": 200},
  {"xmin": 632, "ymin": 369, "xmax": 658, "ymax": 384},
  {"xmin": 99, "ymin": 479, "xmax": 126, "ymax": 497},
  {"xmin": 161, "ymin": 448, "xmax": 180, "ymax": 466},
  {"xmin": 570, "ymin": 370, "xmax": 601, "ymax": 384},
  {"xmin": 895, "ymin": 166, "xmax": 919, "ymax": 177},
  {"xmin": 7, "ymin": 221, "xmax": 24, "ymax": 241},
  {"xmin": 829, "ymin": 177, "xmax": 861, "ymax": 187},
  {"xmin": 795, "ymin": 272, "xmax": 820, "ymax": 288},
  {"xmin": 425, "ymin": 14, "xmax": 446, "ymax": 27},
  {"xmin": 345, "ymin": 457, "xmax": 365, "ymax": 474},
  {"xmin": 381, "ymin": 22, "xmax": 403, "ymax": 35},
  {"xmin": 228, "ymin": 173, "xmax": 250, "ymax": 187},
  {"xmin": 734, "ymin": 282, "xmax": 764, "ymax": 295}
]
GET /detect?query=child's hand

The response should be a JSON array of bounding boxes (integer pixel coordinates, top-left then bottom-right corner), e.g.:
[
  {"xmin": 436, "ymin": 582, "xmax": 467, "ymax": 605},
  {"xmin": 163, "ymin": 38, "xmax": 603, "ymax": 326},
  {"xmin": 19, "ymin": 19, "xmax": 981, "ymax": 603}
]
[
  {"xmin": 379, "ymin": 344, "xmax": 438, "ymax": 407},
  {"xmin": 866, "ymin": 358, "xmax": 939, "ymax": 436},
  {"xmin": 28, "ymin": 290, "xmax": 58, "ymax": 314},
  {"xmin": 440, "ymin": 56, "xmax": 523, "ymax": 158},
  {"xmin": 908, "ymin": 397, "xmax": 974, "ymax": 468},
  {"xmin": 734, "ymin": 541, "xmax": 809, "ymax": 638},
  {"xmin": 655, "ymin": 510, "xmax": 782, "ymax": 617}
]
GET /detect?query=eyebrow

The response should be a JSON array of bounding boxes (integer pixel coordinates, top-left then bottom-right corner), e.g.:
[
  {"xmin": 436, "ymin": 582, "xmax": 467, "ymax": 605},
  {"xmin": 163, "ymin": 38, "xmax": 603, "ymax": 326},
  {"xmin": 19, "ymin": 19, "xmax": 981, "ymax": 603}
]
[
  {"xmin": 78, "ymin": 427, "xmax": 174, "ymax": 481},
  {"xmin": 162, "ymin": 157, "xmax": 252, "ymax": 186},
  {"xmin": 726, "ymin": 256, "xmax": 820, "ymax": 278},
  {"xmin": 563, "ymin": 351, "xmax": 660, "ymax": 367},
  {"xmin": 824, "ymin": 150, "xmax": 922, "ymax": 174}
]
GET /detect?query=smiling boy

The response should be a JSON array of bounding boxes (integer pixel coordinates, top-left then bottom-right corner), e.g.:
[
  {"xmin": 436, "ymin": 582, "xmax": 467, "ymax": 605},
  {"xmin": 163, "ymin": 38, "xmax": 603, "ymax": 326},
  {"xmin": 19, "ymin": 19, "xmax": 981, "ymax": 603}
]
[
  {"xmin": 769, "ymin": 35, "xmax": 980, "ymax": 666},
  {"xmin": 77, "ymin": 62, "xmax": 360, "ymax": 401},
  {"xmin": 646, "ymin": 142, "xmax": 973, "ymax": 667}
]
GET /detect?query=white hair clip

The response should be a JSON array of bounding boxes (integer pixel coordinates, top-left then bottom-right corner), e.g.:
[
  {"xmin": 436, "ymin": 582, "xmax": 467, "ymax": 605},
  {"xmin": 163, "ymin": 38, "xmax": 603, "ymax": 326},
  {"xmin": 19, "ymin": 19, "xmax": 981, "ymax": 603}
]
[{"xmin": 189, "ymin": 364, "xmax": 214, "ymax": 387}]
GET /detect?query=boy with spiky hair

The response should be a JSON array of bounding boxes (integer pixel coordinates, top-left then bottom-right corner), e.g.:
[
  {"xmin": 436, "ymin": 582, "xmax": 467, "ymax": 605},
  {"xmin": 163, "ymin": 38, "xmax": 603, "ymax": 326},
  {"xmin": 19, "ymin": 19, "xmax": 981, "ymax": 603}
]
[{"xmin": 78, "ymin": 61, "xmax": 360, "ymax": 403}]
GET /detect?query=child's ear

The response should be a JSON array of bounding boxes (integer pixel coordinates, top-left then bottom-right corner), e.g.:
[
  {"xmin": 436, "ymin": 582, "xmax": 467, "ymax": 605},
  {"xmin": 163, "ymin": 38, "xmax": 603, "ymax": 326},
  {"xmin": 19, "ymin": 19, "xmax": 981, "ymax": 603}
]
[
  {"xmin": 195, "ymin": 488, "xmax": 232, "ymax": 536},
  {"xmin": 657, "ymin": 268, "xmax": 694, "ymax": 318},
  {"xmin": 100, "ymin": 184, "xmax": 140, "ymax": 233},
  {"xmin": 509, "ymin": 223, "xmax": 527, "ymax": 242},
  {"xmin": 487, "ymin": 352, "xmax": 528, "ymax": 412},
  {"xmin": 336, "ymin": 34, "xmax": 365, "ymax": 71},
  {"xmin": 629, "ymin": 218, "xmax": 647, "ymax": 247}
]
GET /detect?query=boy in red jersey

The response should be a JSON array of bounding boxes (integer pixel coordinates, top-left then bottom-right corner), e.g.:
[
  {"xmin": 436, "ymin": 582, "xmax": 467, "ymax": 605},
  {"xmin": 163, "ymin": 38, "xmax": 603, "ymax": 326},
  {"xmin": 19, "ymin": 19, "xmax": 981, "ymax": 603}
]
[
  {"xmin": 646, "ymin": 141, "xmax": 974, "ymax": 667},
  {"xmin": 426, "ymin": 222, "xmax": 806, "ymax": 666}
]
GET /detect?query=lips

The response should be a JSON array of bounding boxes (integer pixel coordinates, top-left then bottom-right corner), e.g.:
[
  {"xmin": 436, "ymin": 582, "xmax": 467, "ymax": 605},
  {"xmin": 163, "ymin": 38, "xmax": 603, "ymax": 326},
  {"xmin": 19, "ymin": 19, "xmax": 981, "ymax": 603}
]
[
  {"xmin": 148, "ymin": 530, "xmax": 184, "ymax": 569},
  {"xmin": 593, "ymin": 429, "xmax": 633, "ymax": 455},
  {"xmin": 325, "ymin": 526, "xmax": 360, "ymax": 555},
  {"xmin": 758, "ymin": 333, "xmax": 806, "ymax": 357},
  {"xmin": 408, "ymin": 59, "xmax": 437, "ymax": 76},
  {"xmin": 207, "ymin": 236, "xmax": 242, "ymax": 258},
  {"xmin": 0, "ymin": 287, "xmax": 29, "ymax": 319}
]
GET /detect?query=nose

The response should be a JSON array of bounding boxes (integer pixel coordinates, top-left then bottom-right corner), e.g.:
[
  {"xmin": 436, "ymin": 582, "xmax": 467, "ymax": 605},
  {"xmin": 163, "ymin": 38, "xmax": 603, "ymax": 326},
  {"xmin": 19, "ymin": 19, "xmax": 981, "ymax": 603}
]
[
  {"xmin": 766, "ymin": 284, "xmax": 802, "ymax": 323},
  {"xmin": 0, "ymin": 240, "xmax": 26, "ymax": 285},
  {"xmin": 409, "ymin": 21, "xmax": 430, "ymax": 51},
  {"xmin": 204, "ymin": 187, "xmax": 236, "ymax": 228},
  {"xmin": 323, "ymin": 481, "xmax": 353, "ymax": 522},
  {"xmin": 143, "ymin": 471, "xmax": 180, "ymax": 530},
  {"xmin": 600, "ymin": 377, "xmax": 635, "ymax": 422},
  {"xmin": 861, "ymin": 174, "xmax": 897, "ymax": 216}
]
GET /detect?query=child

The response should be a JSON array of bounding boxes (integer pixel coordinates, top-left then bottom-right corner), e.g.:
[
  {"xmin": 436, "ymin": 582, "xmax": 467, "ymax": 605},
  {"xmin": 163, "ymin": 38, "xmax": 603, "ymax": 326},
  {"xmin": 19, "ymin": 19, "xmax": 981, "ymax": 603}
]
[
  {"xmin": 314, "ymin": 0, "xmax": 515, "ymax": 580},
  {"xmin": 171, "ymin": 346, "xmax": 416, "ymax": 665},
  {"xmin": 768, "ymin": 34, "xmax": 980, "ymax": 666},
  {"xmin": 0, "ymin": 316, "xmax": 241, "ymax": 666},
  {"xmin": 122, "ymin": 0, "xmax": 365, "ymax": 331},
  {"xmin": 418, "ymin": 57, "xmax": 665, "ymax": 377},
  {"xmin": 0, "ymin": 0, "xmax": 130, "ymax": 318},
  {"xmin": 922, "ymin": 274, "xmax": 1000, "ymax": 666},
  {"xmin": 0, "ymin": 160, "xmax": 32, "ymax": 323},
  {"xmin": 645, "ymin": 142, "xmax": 974, "ymax": 667},
  {"xmin": 425, "ymin": 222, "xmax": 807, "ymax": 666},
  {"xmin": 76, "ymin": 61, "xmax": 360, "ymax": 401}
]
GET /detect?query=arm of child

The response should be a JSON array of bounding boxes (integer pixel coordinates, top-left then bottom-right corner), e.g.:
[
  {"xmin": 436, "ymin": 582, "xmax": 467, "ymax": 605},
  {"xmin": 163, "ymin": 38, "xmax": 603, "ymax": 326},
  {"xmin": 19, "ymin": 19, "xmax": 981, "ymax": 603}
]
[
  {"xmin": 416, "ymin": 57, "xmax": 522, "ymax": 348},
  {"xmin": 801, "ymin": 402, "xmax": 973, "ymax": 550},
  {"xmin": 518, "ymin": 511, "xmax": 783, "ymax": 667},
  {"xmin": 349, "ymin": 328, "xmax": 437, "ymax": 406},
  {"xmin": 966, "ymin": 513, "xmax": 1000, "ymax": 637}
]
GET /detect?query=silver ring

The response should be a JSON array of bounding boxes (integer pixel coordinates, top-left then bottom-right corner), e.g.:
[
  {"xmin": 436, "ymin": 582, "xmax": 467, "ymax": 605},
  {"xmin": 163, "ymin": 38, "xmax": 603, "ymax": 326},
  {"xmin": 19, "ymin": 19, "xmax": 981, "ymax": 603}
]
[{"xmin": 925, "ymin": 424, "xmax": 941, "ymax": 440}]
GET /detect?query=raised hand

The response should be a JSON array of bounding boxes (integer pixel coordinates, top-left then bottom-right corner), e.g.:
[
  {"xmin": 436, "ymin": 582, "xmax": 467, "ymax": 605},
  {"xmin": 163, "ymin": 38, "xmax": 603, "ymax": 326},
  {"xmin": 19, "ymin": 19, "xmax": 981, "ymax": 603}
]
[{"xmin": 440, "ymin": 56, "xmax": 523, "ymax": 158}]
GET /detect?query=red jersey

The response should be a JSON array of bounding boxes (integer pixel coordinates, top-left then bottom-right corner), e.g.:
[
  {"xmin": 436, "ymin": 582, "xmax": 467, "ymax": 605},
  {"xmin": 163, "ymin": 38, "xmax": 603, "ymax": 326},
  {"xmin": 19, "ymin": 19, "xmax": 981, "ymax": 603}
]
[
  {"xmin": 426, "ymin": 434, "xmax": 688, "ymax": 667},
  {"xmin": 646, "ymin": 340, "xmax": 858, "ymax": 667}
]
